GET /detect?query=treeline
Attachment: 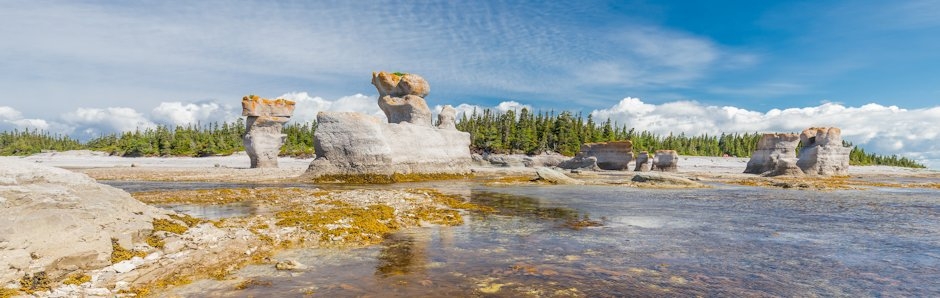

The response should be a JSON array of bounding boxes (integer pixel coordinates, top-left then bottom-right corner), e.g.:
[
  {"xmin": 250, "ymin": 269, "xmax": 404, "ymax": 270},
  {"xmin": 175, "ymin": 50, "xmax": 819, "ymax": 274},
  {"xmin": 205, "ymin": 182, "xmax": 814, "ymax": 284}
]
[
  {"xmin": 455, "ymin": 108, "xmax": 762, "ymax": 157},
  {"xmin": 454, "ymin": 108, "xmax": 925, "ymax": 168},
  {"xmin": 848, "ymin": 143, "xmax": 924, "ymax": 168},
  {"xmin": 0, "ymin": 129, "xmax": 83, "ymax": 155},
  {"xmin": 0, "ymin": 108, "xmax": 927, "ymax": 168},
  {"xmin": 0, "ymin": 120, "xmax": 316, "ymax": 158}
]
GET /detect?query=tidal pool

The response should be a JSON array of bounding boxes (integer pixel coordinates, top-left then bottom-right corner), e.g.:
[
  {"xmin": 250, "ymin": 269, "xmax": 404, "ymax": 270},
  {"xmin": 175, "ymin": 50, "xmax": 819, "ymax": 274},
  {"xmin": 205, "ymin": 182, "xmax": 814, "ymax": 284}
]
[{"xmin": 126, "ymin": 183, "xmax": 939, "ymax": 297}]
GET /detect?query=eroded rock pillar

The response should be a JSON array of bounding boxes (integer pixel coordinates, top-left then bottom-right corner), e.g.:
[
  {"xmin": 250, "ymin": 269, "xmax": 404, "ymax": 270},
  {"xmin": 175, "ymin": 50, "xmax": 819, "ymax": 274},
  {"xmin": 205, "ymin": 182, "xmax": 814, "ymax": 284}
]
[{"xmin": 242, "ymin": 95, "xmax": 295, "ymax": 168}]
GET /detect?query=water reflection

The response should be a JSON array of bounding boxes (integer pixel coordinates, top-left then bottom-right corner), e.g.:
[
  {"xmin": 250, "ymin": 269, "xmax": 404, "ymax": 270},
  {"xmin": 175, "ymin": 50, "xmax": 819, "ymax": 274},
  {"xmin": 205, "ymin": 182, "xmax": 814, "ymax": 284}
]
[
  {"xmin": 375, "ymin": 234, "xmax": 426, "ymax": 277},
  {"xmin": 163, "ymin": 184, "xmax": 940, "ymax": 297}
]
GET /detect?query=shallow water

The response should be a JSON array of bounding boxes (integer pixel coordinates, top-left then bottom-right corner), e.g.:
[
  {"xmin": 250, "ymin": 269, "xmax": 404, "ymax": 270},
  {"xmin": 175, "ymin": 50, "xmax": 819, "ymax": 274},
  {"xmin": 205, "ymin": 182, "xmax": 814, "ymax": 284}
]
[{"xmin": 115, "ymin": 182, "xmax": 940, "ymax": 297}]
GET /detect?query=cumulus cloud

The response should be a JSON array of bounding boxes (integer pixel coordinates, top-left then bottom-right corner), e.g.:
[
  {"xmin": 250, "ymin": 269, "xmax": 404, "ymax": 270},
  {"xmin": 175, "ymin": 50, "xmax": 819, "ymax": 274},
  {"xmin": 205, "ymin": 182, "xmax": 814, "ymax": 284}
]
[
  {"xmin": 278, "ymin": 92, "xmax": 383, "ymax": 123},
  {"xmin": 591, "ymin": 97, "xmax": 940, "ymax": 168},
  {"xmin": 0, "ymin": 106, "xmax": 51, "ymax": 131},
  {"xmin": 61, "ymin": 107, "xmax": 156, "ymax": 138},
  {"xmin": 434, "ymin": 101, "xmax": 534, "ymax": 121},
  {"xmin": 151, "ymin": 101, "xmax": 238, "ymax": 126}
]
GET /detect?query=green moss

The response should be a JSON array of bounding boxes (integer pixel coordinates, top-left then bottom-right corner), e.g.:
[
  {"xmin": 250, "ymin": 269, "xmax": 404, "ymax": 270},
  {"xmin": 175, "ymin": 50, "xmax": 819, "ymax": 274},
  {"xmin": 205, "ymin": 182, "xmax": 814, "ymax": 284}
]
[
  {"xmin": 61, "ymin": 273, "xmax": 91, "ymax": 285},
  {"xmin": 310, "ymin": 173, "xmax": 470, "ymax": 184},
  {"xmin": 111, "ymin": 238, "xmax": 147, "ymax": 263},
  {"xmin": 392, "ymin": 72, "xmax": 407, "ymax": 76}
]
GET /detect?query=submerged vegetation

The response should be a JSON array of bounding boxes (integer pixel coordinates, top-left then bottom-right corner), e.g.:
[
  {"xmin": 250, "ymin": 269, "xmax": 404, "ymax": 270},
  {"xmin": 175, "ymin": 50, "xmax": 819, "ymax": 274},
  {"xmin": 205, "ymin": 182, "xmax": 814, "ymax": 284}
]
[{"xmin": 0, "ymin": 108, "xmax": 925, "ymax": 168}]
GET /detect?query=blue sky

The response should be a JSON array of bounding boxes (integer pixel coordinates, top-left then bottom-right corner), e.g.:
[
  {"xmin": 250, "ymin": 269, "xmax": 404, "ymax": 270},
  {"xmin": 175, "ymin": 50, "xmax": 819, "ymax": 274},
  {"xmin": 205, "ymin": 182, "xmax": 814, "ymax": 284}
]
[{"xmin": 1, "ymin": 0, "xmax": 939, "ymax": 167}]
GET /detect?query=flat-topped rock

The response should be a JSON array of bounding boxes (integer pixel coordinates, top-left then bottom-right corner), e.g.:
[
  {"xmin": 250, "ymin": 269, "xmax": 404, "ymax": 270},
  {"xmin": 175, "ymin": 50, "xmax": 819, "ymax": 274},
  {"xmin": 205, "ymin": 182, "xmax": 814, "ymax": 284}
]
[
  {"xmin": 744, "ymin": 133, "xmax": 801, "ymax": 176},
  {"xmin": 241, "ymin": 95, "xmax": 296, "ymax": 117},
  {"xmin": 797, "ymin": 127, "xmax": 850, "ymax": 176},
  {"xmin": 559, "ymin": 141, "xmax": 634, "ymax": 171},
  {"xmin": 242, "ymin": 95, "xmax": 295, "ymax": 168}
]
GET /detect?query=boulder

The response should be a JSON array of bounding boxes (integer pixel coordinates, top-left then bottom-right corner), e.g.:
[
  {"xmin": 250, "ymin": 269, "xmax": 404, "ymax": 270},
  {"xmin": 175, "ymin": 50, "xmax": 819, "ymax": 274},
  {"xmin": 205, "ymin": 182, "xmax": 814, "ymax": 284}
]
[
  {"xmin": 797, "ymin": 127, "xmax": 850, "ymax": 176},
  {"xmin": 0, "ymin": 158, "xmax": 168, "ymax": 285},
  {"xmin": 559, "ymin": 141, "xmax": 633, "ymax": 171},
  {"xmin": 534, "ymin": 167, "xmax": 583, "ymax": 185},
  {"xmin": 651, "ymin": 150, "xmax": 679, "ymax": 172},
  {"xmin": 634, "ymin": 151, "xmax": 651, "ymax": 172},
  {"xmin": 744, "ymin": 133, "xmax": 800, "ymax": 176},
  {"xmin": 631, "ymin": 173, "xmax": 704, "ymax": 187},
  {"xmin": 306, "ymin": 72, "xmax": 471, "ymax": 180},
  {"xmin": 557, "ymin": 156, "xmax": 600, "ymax": 171},
  {"xmin": 472, "ymin": 152, "xmax": 568, "ymax": 168},
  {"xmin": 242, "ymin": 95, "xmax": 295, "ymax": 168},
  {"xmin": 373, "ymin": 72, "xmax": 433, "ymax": 126}
]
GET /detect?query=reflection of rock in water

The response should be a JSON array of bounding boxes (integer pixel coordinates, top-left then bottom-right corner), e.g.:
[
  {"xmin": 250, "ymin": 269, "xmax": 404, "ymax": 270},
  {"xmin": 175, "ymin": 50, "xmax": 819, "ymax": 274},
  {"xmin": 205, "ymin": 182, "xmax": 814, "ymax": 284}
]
[
  {"xmin": 375, "ymin": 233, "xmax": 427, "ymax": 277},
  {"xmin": 470, "ymin": 191, "xmax": 603, "ymax": 229}
]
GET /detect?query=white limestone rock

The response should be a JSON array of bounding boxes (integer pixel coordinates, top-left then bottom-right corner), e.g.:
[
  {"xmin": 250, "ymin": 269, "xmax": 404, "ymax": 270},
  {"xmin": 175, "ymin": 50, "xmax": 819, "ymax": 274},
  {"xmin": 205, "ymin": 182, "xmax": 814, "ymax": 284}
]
[
  {"xmin": 534, "ymin": 167, "xmax": 583, "ymax": 185},
  {"xmin": 559, "ymin": 141, "xmax": 634, "ymax": 171},
  {"xmin": 0, "ymin": 158, "xmax": 168, "ymax": 285},
  {"xmin": 241, "ymin": 95, "xmax": 296, "ymax": 168},
  {"xmin": 744, "ymin": 133, "xmax": 802, "ymax": 176},
  {"xmin": 651, "ymin": 150, "xmax": 679, "ymax": 172},
  {"xmin": 797, "ymin": 127, "xmax": 851, "ymax": 176},
  {"xmin": 634, "ymin": 151, "xmax": 651, "ymax": 172}
]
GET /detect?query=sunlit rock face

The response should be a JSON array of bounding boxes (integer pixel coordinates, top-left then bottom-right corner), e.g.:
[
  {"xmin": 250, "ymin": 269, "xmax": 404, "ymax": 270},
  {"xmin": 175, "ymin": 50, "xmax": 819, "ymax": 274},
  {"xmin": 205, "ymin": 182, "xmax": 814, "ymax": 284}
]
[
  {"xmin": 305, "ymin": 72, "xmax": 470, "ymax": 179},
  {"xmin": 0, "ymin": 159, "xmax": 168, "ymax": 284},
  {"xmin": 373, "ymin": 71, "xmax": 433, "ymax": 126},
  {"xmin": 242, "ymin": 95, "xmax": 296, "ymax": 168},
  {"xmin": 559, "ymin": 141, "xmax": 634, "ymax": 171},
  {"xmin": 744, "ymin": 133, "xmax": 801, "ymax": 176},
  {"xmin": 797, "ymin": 127, "xmax": 850, "ymax": 176},
  {"xmin": 651, "ymin": 150, "xmax": 679, "ymax": 172}
]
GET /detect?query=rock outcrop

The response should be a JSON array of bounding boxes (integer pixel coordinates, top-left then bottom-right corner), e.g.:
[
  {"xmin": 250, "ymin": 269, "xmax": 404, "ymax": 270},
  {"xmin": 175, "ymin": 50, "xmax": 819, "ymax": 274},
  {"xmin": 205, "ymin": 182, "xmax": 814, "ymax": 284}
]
[
  {"xmin": 471, "ymin": 152, "xmax": 567, "ymax": 168},
  {"xmin": 634, "ymin": 151, "xmax": 651, "ymax": 172},
  {"xmin": 436, "ymin": 105, "xmax": 458, "ymax": 130},
  {"xmin": 797, "ymin": 127, "xmax": 850, "ymax": 175},
  {"xmin": 743, "ymin": 133, "xmax": 802, "ymax": 176},
  {"xmin": 242, "ymin": 95, "xmax": 296, "ymax": 168},
  {"xmin": 631, "ymin": 172, "xmax": 704, "ymax": 188},
  {"xmin": 651, "ymin": 150, "xmax": 679, "ymax": 172},
  {"xmin": 559, "ymin": 141, "xmax": 634, "ymax": 171},
  {"xmin": 0, "ymin": 158, "xmax": 168, "ymax": 285},
  {"xmin": 535, "ymin": 167, "xmax": 583, "ymax": 185},
  {"xmin": 305, "ymin": 72, "xmax": 471, "ymax": 180},
  {"xmin": 373, "ymin": 72, "xmax": 433, "ymax": 126}
]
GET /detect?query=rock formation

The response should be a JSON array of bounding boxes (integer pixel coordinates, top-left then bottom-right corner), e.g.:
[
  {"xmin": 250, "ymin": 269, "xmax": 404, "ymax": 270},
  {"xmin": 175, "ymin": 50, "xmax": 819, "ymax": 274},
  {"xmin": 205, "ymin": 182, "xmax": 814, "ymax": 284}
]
[
  {"xmin": 436, "ymin": 105, "xmax": 458, "ymax": 130},
  {"xmin": 743, "ymin": 133, "xmax": 802, "ymax": 176},
  {"xmin": 472, "ymin": 152, "xmax": 568, "ymax": 168},
  {"xmin": 305, "ymin": 72, "xmax": 471, "ymax": 180},
  {"xmin": 373, "ymin": 72, "xmax": 433, "ymax": 126},
  {"xmin": 242, "ymin": 95, "xmax": 296, "ymax": 168},
  {"xmin": 535, "ymin": 167, "xmax": 584, "ymax": 185},
  {"xmin": 0, "ymin": 158, "xmax": 168, "ymax": 285},
  {"xmin": 634, "ymin": 151, "xmax": 651, "ymax": 172},
  {"xmin": 797, "ymin": 127, "xmax": 851, "ymax": 175},
  {"xmin": 651, "ymin": 150, "xmax": 679, "ymax": 172},
  {"xmin": 559, "ymin": 141, "xmax": 634, "ymax": 171}
]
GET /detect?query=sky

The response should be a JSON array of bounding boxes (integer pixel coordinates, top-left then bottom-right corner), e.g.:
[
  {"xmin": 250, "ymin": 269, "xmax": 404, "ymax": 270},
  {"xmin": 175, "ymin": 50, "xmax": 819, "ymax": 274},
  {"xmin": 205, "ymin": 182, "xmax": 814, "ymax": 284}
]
[{"xmin": 1, "ymin": 0, "xmax": 938, "ymax": 168}]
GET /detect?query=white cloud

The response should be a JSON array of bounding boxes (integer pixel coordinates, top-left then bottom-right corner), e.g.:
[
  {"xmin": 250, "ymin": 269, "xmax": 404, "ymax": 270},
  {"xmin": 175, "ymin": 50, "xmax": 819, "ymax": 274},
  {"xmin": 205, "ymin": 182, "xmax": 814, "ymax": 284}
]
[
  {"xmin": 592, "ymin": 97, "xmax": 940, "ymax": 168},
  {"xmin": 0, "ymin": 106, "xmax": 51, "ymax": 131},
  {"xmin": 495, "ymin": 101, "xmax": 533, "ymax": 113},
  {"xmin": 279, "ymin": 92, "xmax": 383, "ymax": 123},
  {"xmin": 151, "ymin": 101, "xmax": 238, "ymax": 126},
  {"xmin": 61, "ymin": 107, "xmax": 156, "ymax": 138}
]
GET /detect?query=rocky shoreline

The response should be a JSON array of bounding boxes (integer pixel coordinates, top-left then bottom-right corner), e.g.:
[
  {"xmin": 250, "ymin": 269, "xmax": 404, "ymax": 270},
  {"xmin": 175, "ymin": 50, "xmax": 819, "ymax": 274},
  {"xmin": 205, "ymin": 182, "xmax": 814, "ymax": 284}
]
[{"xmin": 1, "ymin": 151, "xmax": 937, "ymax": 297}]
